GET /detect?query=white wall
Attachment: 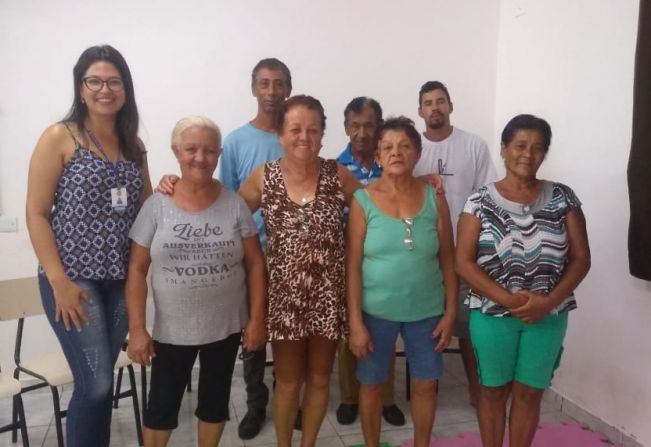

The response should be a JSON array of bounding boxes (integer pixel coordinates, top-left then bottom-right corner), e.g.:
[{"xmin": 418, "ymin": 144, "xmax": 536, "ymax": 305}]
[
  {"xmin": 0, "ymin": 0, "xmax": 499, "ymax": 387},
  {"xmin": 493, "ymin": 1, "xmax": 650, "ymax": 445},
  {"xmin": 2, "ymin": 1, "xmax": 648, "ymax": 445}
]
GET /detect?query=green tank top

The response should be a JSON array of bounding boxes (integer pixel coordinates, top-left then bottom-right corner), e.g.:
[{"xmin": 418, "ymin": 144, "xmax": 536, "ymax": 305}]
[{"xmin": 354, "ymin": 185, "xmax": 445, "ymax": 322}]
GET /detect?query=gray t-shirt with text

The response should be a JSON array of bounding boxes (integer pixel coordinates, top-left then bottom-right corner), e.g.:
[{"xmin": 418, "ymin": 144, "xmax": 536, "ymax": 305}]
[{"xmin": 129, "ymin": 190, "xmax": 258, "ymax": 345}]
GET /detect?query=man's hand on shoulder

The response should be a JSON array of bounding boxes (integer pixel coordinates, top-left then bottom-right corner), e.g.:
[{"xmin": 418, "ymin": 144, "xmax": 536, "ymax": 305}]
[{"xmin": 417, "ymin": 174, "xmax": 445, "ymax": 194}]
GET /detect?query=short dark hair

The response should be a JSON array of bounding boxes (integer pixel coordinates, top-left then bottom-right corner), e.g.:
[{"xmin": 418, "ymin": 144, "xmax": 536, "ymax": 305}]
[
  {"xmin": 501, "ymin": 114, "xmax": 552, "ymax": 153},
  {"xmin": 343, "ymin": 97, "xmax": 383, "ymax": 126},
  {"xmin": 63, "ymin": 45, "xmax": 143, "ymax": 165},
  {"xmin": 418, "ymin": 81, "xmax": 451, "ymax": 106},
  {"xmin": 275, "ymin": 95, "xmax": 326, "ymax": 133},
  {"xmin": 251, "ymin": 58, "xmax": 292, "ymax": 91},
  {"xmin": 373, "ymin": 116, "xmax": 422, "ymax": 153}
]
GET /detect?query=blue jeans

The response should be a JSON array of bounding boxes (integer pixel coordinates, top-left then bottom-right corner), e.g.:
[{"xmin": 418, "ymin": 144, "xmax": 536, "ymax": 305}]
[
  {"xmin": 39, "ymin": 274, "xmax": 129, "ymax": 447},
  {"xmin": 357, "ymin": 313, "xmax": 444, "ymax": 384}
]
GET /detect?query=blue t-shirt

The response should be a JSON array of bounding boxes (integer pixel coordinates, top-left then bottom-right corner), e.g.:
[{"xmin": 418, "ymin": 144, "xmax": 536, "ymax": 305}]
[
  {"xmin": 336, "ymin": 143, "xmax": 382, "ymax": 185},
  {"xmin": 218, "ymin": 123, "xmax": 283, "ymax": 248}
]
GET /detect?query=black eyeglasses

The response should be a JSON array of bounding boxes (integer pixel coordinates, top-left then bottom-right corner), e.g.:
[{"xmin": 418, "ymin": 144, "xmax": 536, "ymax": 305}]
[
  {"xmin": 82, "ymin": 76, "xmax": 124, "ymax": 92},
  {"xmin": 403, "ymin": 218, "xmax": 414, "ymax": 251}
]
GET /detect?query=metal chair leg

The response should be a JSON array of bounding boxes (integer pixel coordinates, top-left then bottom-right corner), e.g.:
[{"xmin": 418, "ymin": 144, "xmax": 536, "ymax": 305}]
[
  {"xmin": 50, "ymin": 386, "xmax": 65, "ymax": 447},
  {"xmin": 127, "ymin": 365, "xmax": 144, "ymax": 446},
  {"xmin": 114, "ymin": 367, "xmax": 124, "ymax": 408},
  {"xmin": 140, "ymin": 364, "xmax": 147, "ymax": 415},
  {"xmin": 15, "ymin": 394, "xmax": 30, "ymax": 447},
  {"xmin": 11, "ymin": 369, "xmax": 20, "ymax": 443},
  {"xmin": 11, "ymin": 393, "xmax": 18, "ymax": 443},
  {"xmin": 2, "ymin": 395, "xmax": 29, "ymax": 447}
]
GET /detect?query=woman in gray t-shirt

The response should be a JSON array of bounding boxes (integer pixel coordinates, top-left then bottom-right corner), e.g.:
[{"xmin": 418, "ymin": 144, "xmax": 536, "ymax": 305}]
[{"xmin": 125, "ymin": 116, "xmax": 266, "ymax": 446}]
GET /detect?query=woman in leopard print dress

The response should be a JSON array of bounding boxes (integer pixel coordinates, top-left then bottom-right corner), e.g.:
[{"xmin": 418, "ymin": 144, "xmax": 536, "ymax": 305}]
[{"xmin": 240, "ymin": 95, "xmax": 360, "ymax": 447}]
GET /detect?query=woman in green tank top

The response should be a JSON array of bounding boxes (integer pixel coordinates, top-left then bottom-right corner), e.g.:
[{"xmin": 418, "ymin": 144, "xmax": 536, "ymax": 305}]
[{"xmin": 346, "ymin": 117, "xmax": 458, "ymax": 447}]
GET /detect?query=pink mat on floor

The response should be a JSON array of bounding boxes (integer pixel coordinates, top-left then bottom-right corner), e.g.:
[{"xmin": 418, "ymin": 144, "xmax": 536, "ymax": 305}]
[{"xmin": 400, "ymin": 423, "xmax": 622, "ymax": 447}]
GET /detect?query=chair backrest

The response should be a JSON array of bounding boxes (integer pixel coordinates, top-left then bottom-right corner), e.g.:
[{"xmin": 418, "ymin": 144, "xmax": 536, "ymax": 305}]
[{"xmin": 0, "ymin": 277, "xmax": 44, "ymax": 321}]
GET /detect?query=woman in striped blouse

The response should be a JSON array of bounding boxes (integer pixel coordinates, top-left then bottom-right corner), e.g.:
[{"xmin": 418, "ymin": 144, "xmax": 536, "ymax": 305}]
[{"xmin": 456, "ymin": 114, "xmax": 591, "ymax": 447}]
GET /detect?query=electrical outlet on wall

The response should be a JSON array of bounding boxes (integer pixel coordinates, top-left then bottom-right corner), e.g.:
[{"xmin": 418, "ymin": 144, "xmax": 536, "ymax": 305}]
[{"xmin": 0, "ymin": 215, "xmax": 18, "ymax": 232}]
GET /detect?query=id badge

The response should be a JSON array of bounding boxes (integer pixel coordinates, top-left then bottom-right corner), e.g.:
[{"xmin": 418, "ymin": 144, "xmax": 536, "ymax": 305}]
[{"xmin": 111, "ymin": 186, "xmax": 128, "ymax": 212}]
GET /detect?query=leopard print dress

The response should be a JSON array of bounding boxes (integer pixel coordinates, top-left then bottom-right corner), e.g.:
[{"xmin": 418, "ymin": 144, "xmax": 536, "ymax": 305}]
[{"xmin": 262, "ymin": 158, "xmax": 346, "ymax": 341}]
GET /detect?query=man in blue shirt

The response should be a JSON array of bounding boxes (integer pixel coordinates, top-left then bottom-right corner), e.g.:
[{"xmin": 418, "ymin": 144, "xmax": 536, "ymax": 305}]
[
  {"xmin": 336, "ymin": 97, "xmax": 383, "ymax": 186},
  {"xmin": 219, "ymin": 59, "xmax": 292, "ymax": 250},
  {"xmin": 335, "ymin": 97, "xmax": 405, "ymax": 427},
  {"xmin": 220, "ymin": 58, "xmax": 292, "ymax": 440}
]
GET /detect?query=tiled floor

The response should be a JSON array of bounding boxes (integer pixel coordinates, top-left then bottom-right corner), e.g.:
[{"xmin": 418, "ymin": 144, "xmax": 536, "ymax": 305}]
[{"xmin": 0, "ymin": 353, "xmax": 574, "ymax": 447}]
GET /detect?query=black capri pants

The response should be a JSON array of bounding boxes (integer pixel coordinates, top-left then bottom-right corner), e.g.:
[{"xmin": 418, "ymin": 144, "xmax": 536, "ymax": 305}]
[{"xmin": 144, "ymin": 332, "xmax": 241, "ymax": 430}]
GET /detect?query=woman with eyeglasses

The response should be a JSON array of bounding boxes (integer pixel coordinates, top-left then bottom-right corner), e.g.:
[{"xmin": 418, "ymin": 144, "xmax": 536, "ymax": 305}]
[
  {"xmin": 125, "ymin": 116, "xmax": 266, "ymax": 446},
  {"xmin": 346, "ymin": 116, "xmax": 458, "ymax": 447},
  {"xmin": 26, "ymin": 45, "xmax": 153, "ymax": 447},
  {"xmin": 239, "ymin": 95, "xmax": 360, "ymax": 447}
]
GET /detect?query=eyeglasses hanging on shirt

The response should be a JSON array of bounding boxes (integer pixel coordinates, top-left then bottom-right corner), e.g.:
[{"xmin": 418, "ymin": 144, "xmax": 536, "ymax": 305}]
[{"xmin": 403, "ymin": 218, "xmax": 414, "ymax": 251}]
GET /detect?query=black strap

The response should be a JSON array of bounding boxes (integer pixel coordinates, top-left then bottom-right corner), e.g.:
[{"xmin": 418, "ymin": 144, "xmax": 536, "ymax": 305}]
[{"xmin": 62, "ymin": 122, "xmax": 82, "ymax": 148}]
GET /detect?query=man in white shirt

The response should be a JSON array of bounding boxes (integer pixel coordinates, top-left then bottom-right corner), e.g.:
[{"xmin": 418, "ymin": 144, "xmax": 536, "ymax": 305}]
[{"xmin": 413, "ymin": 81, "xmax": 497, "ymax": 406}]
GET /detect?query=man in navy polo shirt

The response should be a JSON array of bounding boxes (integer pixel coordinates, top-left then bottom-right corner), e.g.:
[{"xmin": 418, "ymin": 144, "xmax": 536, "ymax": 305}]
[{"xmin": 336, "ymin": 97, "xmax": 383, "ymax": 186}]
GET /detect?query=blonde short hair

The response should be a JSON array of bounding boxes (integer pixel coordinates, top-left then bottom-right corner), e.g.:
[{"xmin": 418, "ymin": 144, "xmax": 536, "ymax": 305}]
[{"xmin": 171, "ymin": 115, "xmax": 222, "ymax": 149}]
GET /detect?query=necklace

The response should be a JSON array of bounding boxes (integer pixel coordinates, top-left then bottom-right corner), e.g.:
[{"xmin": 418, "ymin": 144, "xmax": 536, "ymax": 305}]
[{"xmin": 280, "ymin": 158, "xmax": 319, "ymax": 206}]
